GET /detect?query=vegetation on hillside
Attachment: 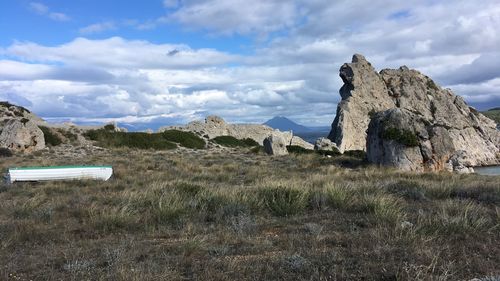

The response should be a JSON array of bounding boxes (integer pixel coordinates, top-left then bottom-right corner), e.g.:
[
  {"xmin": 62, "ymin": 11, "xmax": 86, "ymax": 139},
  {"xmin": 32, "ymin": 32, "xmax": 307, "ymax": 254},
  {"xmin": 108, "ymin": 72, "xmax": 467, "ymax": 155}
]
[
  {"xmin": 382, "ymin": 127, "xmax": 419, "ymax": 146},
  {"xmin": 38, "ymin": 126, "xmax": 63, "ymax": 146},
  {"xmin": 162, "ymin": 130, "xmax": 206, "ymax": 149},
  {"xmin": 212, "ymin": 135, "xmax": 260, "ymax": 147},
  {"xmin": 482, "ymin": 108, "xmax": 500, "ymax": 124},
  {"xmin": 84, "ymin": 129, "xmax": 177, "ymax": 150},
  {"xmin": 0, "ymin": 149, "xmax": 498, "ymax": 280}
]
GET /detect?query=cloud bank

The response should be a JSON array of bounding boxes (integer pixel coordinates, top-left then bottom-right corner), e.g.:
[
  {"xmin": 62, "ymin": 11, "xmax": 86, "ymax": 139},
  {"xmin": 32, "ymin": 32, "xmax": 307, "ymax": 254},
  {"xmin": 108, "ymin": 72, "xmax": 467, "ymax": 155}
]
[{"xmin": 2, "ymin": 0, "xmax": 500, "ymax": 128}]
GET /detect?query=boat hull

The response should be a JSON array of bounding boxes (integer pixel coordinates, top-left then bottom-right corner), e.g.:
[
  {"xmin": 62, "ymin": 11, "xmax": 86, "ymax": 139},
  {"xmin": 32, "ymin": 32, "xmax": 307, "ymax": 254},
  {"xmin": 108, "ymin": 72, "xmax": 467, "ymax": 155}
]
[{"xmin": 8, "ymin": 166, "xmax": 113, "ymax": 183}]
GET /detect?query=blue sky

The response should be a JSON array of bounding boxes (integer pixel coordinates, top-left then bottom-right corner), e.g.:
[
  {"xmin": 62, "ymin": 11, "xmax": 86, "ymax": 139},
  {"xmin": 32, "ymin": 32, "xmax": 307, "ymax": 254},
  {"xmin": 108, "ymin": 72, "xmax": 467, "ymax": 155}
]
[{"xmin": 1, "ymin": 0, "xmax": 500, "ymax": 129}]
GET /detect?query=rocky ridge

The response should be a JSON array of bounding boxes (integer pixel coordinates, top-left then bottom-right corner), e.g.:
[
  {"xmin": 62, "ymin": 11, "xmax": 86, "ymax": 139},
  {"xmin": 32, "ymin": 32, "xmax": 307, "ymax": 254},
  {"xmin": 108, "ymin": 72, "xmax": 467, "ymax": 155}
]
[
  {"xmin": 329, "ymin": 54, "xmax": 500, "ymax": 172},
  {"xmin": 160, "ymin": 115, "xmax": 314, "ymax": 150}
]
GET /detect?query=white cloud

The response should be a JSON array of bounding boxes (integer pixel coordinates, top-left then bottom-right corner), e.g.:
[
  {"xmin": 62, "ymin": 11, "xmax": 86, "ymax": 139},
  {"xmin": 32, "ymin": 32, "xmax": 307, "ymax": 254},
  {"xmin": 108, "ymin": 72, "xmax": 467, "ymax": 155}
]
[
  {"xmin": 29, "ymin": 2, "xmax": 70, "ymax": 21},
  {"xmin": 79, "ymin": 22, "xmax": 116, "ymax": 34},
  {"xmin": 49, "ymin": 12, "xmax": 71, "ymax": 22},
  {"xmin": 3, "ymin": 0, "xmax": 500, "ymax": 128},
  {"xmin": 29, "ymin": 2, "xmax": 49, "ymax": 14},
  {"xmin": 167, "ymin": 0, "xmax": 299, "ymax": 35}
]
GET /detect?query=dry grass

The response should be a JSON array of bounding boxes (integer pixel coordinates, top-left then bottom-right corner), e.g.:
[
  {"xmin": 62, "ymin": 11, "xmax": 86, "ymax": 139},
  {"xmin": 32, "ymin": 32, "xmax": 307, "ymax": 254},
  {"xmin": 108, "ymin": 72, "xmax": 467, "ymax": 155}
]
[{"xmin": 0, "ymin": 147, "xmax": 499, "ymax": 280}]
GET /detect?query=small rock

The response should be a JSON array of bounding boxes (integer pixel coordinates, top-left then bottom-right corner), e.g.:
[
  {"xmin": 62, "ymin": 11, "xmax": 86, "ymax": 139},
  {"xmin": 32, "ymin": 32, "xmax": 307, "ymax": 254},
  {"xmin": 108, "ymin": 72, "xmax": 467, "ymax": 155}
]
[
  {"xmin": 263, "ymin": 134, "xmax": 288, "ymax": 156},
  {"xmin": 314, "ymin": 137, "xmax": 338, "ymax": 151}
]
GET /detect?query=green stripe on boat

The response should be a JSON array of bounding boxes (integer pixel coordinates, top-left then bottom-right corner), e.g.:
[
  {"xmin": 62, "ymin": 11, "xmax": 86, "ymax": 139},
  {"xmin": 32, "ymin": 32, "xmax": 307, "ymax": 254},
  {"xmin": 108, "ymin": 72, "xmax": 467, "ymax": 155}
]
[{"xmin": 10, "ymin": 165, "xmax": 112, "ymax": 170}]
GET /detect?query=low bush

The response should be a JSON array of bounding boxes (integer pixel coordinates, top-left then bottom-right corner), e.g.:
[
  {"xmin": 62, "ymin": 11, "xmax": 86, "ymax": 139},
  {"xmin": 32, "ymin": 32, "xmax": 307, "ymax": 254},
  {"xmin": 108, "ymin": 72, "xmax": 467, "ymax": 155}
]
[
  {"xmin": 212, "ymin": 136, "xmax": 259, "ymax": 148},
  {"xmin": 38, "ymin": 126, "xmax": 63, "ymax": 146},
  {"xmin": 286, "ymin": 145, "xmax": 315, "ymax": 154},
  {"xmin": 162, "ymin": 130, "xmax": 206, "ymax": 149},
  {"xmin": 84, "ymin": 129, "xmax": 177, "ymax": 150},
  {"xmin": 258, "ymin": 187, "xmax": 308, "ymax": 217},
  {"xmin": 316, "ymin": 149, "xmax": 341, "ymax": 157},
  {"xmin": 381, "ymin": 127, "xmax": 419, "ymax": 147},
  {"xmin": 0, "ymin": 147, "xmax": 13, "ymax": 157}
]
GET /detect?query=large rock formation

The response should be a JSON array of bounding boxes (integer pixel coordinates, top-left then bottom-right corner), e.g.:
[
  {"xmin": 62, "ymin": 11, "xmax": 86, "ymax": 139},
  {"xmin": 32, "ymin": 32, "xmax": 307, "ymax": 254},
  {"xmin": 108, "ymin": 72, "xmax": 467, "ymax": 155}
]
[
  {"xmin": 161, "ymin": 115, "xmax": 313, "ymax": 149},
  {"xmin": 329, "ymin": 54, "xmax": 500, "ymax": 171},
  {"xmin": 328, "ymin": 54, "xmax": 395, "ymax": 152},
  {"xmin": 0, "ymin": 119, "xmax": 45, "ymax": 152}
]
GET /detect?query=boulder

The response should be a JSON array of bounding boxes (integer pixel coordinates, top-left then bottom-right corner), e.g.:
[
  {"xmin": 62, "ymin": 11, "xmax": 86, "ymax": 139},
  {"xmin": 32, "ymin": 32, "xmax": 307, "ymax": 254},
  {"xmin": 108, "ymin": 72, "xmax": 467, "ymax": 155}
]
[
  {"xmin": 291, "ymin": 136, "xmax": 314, "ymax": 150},
  {"xmin": 0, "ymin": 119, "xmax": 45, "ymax": 153},
  {"xmin": 330, "ymin": 54, "xmax": 500, "ymax": 171},
  {"xmin": 263, "ymin": 134, "xmax": 288, "ymax": 156},
  {"xmin": 314, "ymin": 137, "xmax": 339, "ymax": 152}
]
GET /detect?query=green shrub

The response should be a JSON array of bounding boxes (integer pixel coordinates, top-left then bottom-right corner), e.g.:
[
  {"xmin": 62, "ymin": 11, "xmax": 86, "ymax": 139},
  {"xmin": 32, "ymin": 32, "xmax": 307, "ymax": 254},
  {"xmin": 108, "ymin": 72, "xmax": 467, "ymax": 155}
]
[
  {"xmin": 0, "ymin": 147, "xmax": 13, "ymax": 157},
  {"xmin": 57, "ymin": 129, "xmax": 78, "ymax": 143},
  {"xmin": 162, "ymin": 130, "xmax": 206, "ymax": 149},
  {"xmin": 316, "ymin": 149, "xmax": 341, "ymax": 157},
  {"xmin": 103, "ymin": 124, "xmax": 116, "ymax": 131},
  {"xmin": 258, "ymin": 187, "xmax": 308, "ymax": 217},
  {"xmin": 286, "ymin": 145, "xmax": 315, "ymax": 154},
  {"xmin": 84, "ymin": 129, "xmax": 177, "ymax": 150},
  {"xmin": 242, "ymin": 138, "xmax": 259, "ymax": 147},
  {"xmin": 212, "ymin": 136, "xmax": 259, "ymax": 148},
  {"xmin": 38, "ymin": 126, "xmax": 63, "ymax": 146},
  {"xmin": 381, "ymin": 127, "xmax": 419, "ymax": 147}
]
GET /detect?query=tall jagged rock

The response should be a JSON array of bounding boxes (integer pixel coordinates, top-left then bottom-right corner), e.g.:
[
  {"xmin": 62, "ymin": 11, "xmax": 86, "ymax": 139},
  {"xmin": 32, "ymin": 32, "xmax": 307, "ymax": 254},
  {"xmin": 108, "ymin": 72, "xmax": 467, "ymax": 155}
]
[
  {"xmin": 329, "ymin": 54, "xmax": 500, "ymax": 171},
  {"xmin": 328, "ymin": 54, "xmax": 395, "ymax": 152}
]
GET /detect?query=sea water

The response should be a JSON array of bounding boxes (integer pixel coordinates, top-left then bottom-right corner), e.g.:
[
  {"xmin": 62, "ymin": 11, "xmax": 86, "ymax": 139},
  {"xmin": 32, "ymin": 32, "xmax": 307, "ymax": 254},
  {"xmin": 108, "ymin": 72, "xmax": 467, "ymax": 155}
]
[{"xmin": 475, "ymin": 166, "xmax": 500, "ymax": 176}]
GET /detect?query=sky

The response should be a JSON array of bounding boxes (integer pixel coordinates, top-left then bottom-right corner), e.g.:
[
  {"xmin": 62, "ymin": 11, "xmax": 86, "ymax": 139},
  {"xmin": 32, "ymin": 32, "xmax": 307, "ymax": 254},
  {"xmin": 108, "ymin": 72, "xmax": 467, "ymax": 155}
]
[{"xmin": 1, "ymin": 0, "xmax": 500, "ymax": 130}]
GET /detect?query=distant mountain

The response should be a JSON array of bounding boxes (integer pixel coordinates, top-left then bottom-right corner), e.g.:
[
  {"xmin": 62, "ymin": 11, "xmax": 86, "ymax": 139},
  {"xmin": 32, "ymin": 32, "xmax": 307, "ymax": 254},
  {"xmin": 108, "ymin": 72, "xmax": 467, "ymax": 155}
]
[{"xmin": 264, "ymin": 116, "xmax": 312, "ymax": 133}]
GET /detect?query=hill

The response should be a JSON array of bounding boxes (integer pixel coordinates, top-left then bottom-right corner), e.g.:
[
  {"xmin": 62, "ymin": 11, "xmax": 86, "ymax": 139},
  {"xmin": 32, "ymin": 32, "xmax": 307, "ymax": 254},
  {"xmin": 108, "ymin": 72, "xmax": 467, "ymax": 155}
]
[
  {"xmin": 264, "ymin": 116, "xmax": 311, "ymax": 132},
  {"xmin": 482, "ymin": 108, "xmax": 500, "ymax": 124}
]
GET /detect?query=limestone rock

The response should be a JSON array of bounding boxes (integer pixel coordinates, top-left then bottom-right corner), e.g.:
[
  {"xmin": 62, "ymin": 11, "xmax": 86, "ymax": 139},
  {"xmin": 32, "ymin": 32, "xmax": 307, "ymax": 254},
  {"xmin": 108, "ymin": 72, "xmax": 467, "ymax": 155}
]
[
  {"xmin": 328, "ymin": 54, "xmax": 395, "ymax": 152},
  {"xmin": 291, "ymin": 136, "xmax": 314, "ymax": 150},
  {"xmin": 263, "ymin": 134, "xmax": 288, "ymax": 156},
  {"xmin": 330, "ymin": 54, "xmax": 500, "ymax": 171},
  {"xmin": 0, "ymin": 119, "xmax": 45, "ymax": 153},
  {"xmin": 367, "ymin": 108, "xmax": 493, "ymax": 173},
  {"xmin": 314, "ymin": 137, "xmax": 339, "ymax": 152}
]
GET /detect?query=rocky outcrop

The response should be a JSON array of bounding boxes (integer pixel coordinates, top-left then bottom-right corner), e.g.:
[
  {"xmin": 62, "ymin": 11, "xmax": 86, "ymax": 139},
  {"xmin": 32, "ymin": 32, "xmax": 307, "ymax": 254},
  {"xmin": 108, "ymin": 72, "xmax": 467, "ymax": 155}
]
[
  {"xmin": 161, "ymin": 115, "xmax": 312, "ymax": 149},
  {"xmin": 329, "ymin": 54, "xmax": 500, "ymax": 172},
  {"xmin": 0, "ymin": 119, "xmax": 45, "ymax": 153},
  {"xmin": 1, "ymin": 101, "xmax": 44, "ymax": 131},
  {"xmin": 263, "ymin": 134, "xmax": 288, "ymax": 156},
  {"xmin": 314, "ymin": 137, "xmax": 339, "ymax": 152},
  {"xmin": 328, "ymin": 54, "xmax": 395, "ymax": 152}
]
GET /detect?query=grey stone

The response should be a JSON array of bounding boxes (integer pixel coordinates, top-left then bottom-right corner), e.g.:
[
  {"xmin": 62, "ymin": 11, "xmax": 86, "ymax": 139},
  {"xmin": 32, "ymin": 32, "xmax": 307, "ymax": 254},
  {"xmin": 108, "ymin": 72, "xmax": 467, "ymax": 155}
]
[
  {"xmin": 0, "ymin": 119, "xmax": 45, "ymax": 153},
  {"xmin": 263, "ymin": 134, "xmax": 288, "ymax": 156}
]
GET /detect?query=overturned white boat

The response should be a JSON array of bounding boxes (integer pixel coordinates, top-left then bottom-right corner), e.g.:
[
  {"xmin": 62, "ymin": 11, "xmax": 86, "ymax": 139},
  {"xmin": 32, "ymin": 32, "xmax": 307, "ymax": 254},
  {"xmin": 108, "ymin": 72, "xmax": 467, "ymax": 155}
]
[{"xmin": 7, "ymin": 165, "xmax": 113, "ymax": 183}]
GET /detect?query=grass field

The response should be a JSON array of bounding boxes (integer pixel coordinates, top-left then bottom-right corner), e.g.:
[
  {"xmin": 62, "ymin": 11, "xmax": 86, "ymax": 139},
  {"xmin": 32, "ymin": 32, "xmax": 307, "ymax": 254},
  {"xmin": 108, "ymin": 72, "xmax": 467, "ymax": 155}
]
[{"xmin": 1, "ymin": 147, "xmax": 499, "ymax": 280}]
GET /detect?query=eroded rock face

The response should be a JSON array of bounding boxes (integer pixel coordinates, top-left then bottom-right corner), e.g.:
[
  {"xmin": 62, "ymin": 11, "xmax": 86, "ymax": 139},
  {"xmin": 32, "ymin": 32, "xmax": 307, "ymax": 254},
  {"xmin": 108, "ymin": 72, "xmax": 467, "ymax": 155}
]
[
  {"xmin": 160, "ymin": 115, "xmax": 312, "ymax": 149},
  {"xmin": 330, "ymin": 54, "xmax": 500, "ymax": 171},
  {"xmin": 263, "ymin": 134, "xmax": 288, "ymax": 156},
  {"xmin": 0, "ymin": 119, "xmax": 45, "ymax": 153},
  {"xmin": 328, "ymin": 54, "xmax": 395, "ymax": 152}
]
